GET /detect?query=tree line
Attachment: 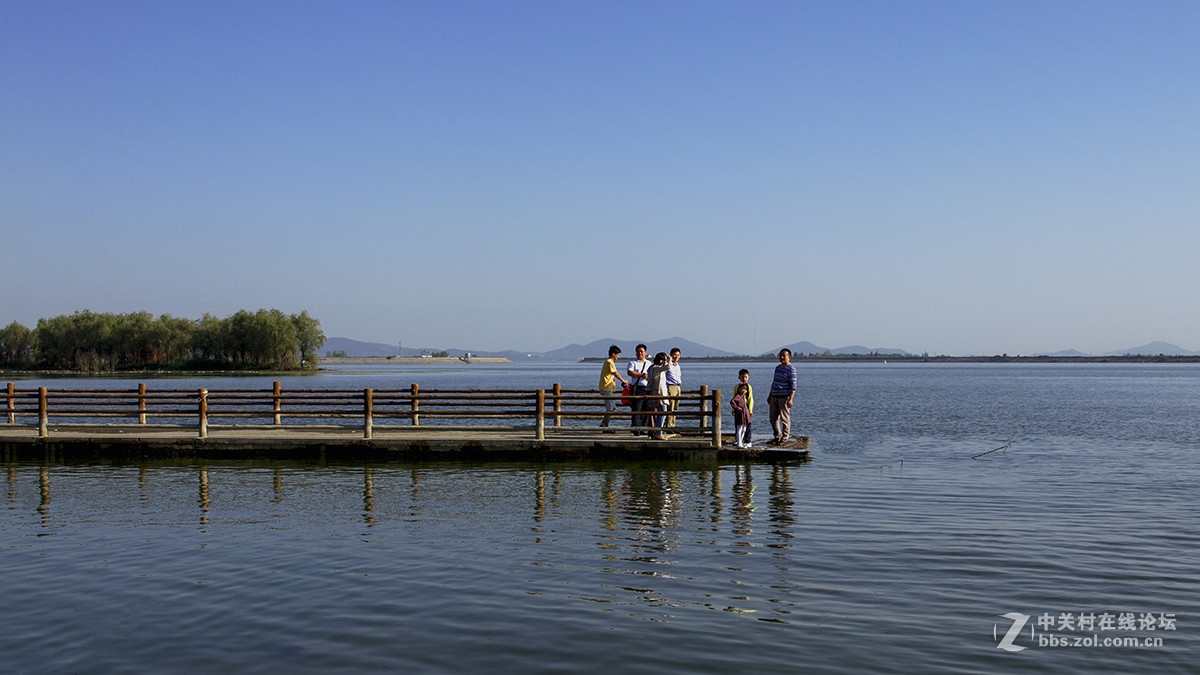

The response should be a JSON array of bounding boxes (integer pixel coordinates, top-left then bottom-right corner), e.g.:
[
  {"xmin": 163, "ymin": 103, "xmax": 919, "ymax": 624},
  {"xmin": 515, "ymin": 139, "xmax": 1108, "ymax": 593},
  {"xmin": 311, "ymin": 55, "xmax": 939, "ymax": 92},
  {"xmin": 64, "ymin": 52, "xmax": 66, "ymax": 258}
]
[{"xmin": 0, "ymin": 309, "xmax": 325, "ymax": 372}]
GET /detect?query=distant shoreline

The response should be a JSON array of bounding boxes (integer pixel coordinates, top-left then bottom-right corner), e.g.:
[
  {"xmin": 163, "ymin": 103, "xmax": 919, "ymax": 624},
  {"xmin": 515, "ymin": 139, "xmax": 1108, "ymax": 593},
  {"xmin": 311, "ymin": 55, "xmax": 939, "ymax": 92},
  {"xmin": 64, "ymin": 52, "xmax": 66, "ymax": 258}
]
[
  {"xmin": 578, "ymin": 354, "xmax": 1200, "ymax": 364},
  {"xmin": 0, "ymin": 356, "xmax": 514, "ymax": 376},
  {"xmin": 321, "ymin": 356, "xmax": 512, "ymax": 365},
  {"xmin": 4, "ymin": 354, "xmax": 1193, "ymax": 376}
]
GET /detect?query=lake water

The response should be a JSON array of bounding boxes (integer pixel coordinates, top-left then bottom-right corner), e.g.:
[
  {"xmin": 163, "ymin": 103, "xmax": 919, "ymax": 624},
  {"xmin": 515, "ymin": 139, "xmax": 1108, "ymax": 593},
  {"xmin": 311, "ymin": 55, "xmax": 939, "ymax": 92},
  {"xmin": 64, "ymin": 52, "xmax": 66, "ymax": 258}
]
[{"xmin": 2, "ymin": 362, "xmax": 1197, "ymax": 672}]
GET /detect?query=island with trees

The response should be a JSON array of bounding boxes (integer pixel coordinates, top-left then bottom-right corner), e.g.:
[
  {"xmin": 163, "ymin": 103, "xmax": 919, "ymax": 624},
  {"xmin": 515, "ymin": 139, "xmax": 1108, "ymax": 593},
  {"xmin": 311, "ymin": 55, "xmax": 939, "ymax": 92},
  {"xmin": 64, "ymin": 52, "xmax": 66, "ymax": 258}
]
[{"xmin": 0, "ymin": 309, "xmax": 325, "ymax": 372}]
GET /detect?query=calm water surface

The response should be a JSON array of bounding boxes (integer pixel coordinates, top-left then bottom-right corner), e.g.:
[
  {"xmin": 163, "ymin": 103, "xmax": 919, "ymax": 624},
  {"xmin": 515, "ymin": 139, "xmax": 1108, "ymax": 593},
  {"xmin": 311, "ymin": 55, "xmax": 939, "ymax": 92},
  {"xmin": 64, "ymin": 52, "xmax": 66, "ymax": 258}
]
[{"xmin": 2, "ymin": 363, "xmax": 1197, "ymax": 672}]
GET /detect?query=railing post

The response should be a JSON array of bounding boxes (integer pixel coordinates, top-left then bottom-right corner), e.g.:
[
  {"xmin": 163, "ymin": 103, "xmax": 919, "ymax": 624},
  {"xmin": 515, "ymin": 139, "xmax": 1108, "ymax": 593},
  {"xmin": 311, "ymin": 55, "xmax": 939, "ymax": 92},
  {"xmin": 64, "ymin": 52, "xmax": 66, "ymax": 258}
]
[
  {"xmin": 699, "ymin": 385, "xmax": 709, "ymax": 428},
  {"xmin": 6, "ymin": 382, "xmax": 14, "ymax": 424},
  {"xmin": 411, "ymin": 383, "xmax": 420, "ymax": 426},
  {"xmin": 198, "ymin": 389, "xmax": 208, "ymax": 438},
  {"xmin": 364, "ymin": 388, "xmax": 374, "ymax": 439},
  {"xmin": 553, "ymin": 383, "xmax": 562, "ymax": 427},
  {"xmin": 38, "ymin": 387, "xmax": 48, "ymax": 438},
  {"xmin": 711, "ymin": 389, "xmax": 722, "ymax": 449},
  {"xmin": 273, "ymin": 381, "xmax": 282, "ymax": 426},
  {"xmin": 536, "ymin": 389, "xmax": 545, "ymax": 441},
  {"xmin": 138, "ymin": 382, "xmax": 147, "ymax": 425}
]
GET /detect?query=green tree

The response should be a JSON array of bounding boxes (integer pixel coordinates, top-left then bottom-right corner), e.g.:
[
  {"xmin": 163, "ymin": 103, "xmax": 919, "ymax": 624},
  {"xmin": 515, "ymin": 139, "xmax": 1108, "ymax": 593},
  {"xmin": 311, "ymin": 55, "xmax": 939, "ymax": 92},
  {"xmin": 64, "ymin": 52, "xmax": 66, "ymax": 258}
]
[
  {"xmin": 191, "ymin": 313, "xmax": 230, "ymax": 365},
  {"xmin": 0, "ymin": 321, "xmax": 34, "ymax": 367},
  {"xmin": 155, "ymin": 314, "xmax": 195, "ymax": 364},
  {"xmin": 34, "ymin": 310, "xmax": 117, "ymax": 371},
  {"xmin": 23, "ymin": 308, "xmax": 321, "ymax": 371},
  {"xmin": 291, "ymin": 310, "xmax": 325, "ymax": 368},
  {"xmin": 112, "ymin": 311, "xmax": 153, "ymax": 368}
]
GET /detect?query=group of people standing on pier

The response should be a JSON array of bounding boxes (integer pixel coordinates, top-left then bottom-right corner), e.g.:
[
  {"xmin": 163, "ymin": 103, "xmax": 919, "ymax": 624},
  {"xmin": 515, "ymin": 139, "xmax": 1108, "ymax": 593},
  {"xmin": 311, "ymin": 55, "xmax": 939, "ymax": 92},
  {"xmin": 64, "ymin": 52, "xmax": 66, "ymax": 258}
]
[
  {"xmin": 598, "ymin": 343, "xmax": 682, "ymax": 441},
  {"xmin": 598, "ymin": 344, "xmax": 798, "ymax": 447}
]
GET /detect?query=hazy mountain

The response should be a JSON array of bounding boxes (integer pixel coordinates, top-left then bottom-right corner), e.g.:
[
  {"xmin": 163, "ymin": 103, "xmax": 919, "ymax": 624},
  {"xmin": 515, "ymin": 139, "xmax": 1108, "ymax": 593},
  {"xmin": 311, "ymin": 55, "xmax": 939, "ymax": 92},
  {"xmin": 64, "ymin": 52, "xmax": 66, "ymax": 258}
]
[
  {"xmin": 770, "ymin": 341, "xmax": 910, "ymax": 357},
  {"xmin": 542, "ymin": 340, "xmax": 614, "ymax": 361},
  {"xmin": 769, "ymin": 341, "xmax": 825, "ymax": 357},
  {"xmin": 539, "ymin": 337, "xmax": 739, "ymax": 361},
  {"xmin": 324, "ymin": 337, "xmax": 738, "ymax": 361},
  {"xmin": 323, "ymin": 337, "xmax": 400, "ymax": 357},
  {"xmin": 323, "ymin": 336, "xmax": 551, "ymax": 361},
  {"xmin": 328, "ymin": 336, "xmax": 1197, "ymax": 361},
  {"xmin": 447, "ymin": 338, "xmax": 739, "ymax": 362},
  {"xmin": 1032, "ymin": 343, "xmax": 1197, "ymax": 357},
  {"xmin": 323, "ymin": 337, "xmax": 468, "ymax": 357},
  {"xmin": 1103, "ymin": 342, "xmax": 1197, "ymax": 356},
  {"xmin": 1041, "ymin": 349, "xmax": 1089, "ymax": 357}
]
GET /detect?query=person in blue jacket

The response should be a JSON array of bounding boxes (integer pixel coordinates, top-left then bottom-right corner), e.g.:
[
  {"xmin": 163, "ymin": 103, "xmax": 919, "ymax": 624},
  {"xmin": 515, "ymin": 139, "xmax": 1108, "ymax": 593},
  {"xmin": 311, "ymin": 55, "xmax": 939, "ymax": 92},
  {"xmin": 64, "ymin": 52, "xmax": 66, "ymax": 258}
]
[{"xmin": 768, "ymin": 348, "xmax": 797, "ymax": 445}]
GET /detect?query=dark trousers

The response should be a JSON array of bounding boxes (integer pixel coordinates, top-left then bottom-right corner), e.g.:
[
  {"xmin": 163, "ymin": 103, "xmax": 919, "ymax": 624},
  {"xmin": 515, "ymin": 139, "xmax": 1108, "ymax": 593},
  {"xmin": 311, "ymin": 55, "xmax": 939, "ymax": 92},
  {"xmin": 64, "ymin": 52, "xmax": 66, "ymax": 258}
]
[{"xmin": 631, "ymin": 386, "xmax": 651, "ymax": 429}]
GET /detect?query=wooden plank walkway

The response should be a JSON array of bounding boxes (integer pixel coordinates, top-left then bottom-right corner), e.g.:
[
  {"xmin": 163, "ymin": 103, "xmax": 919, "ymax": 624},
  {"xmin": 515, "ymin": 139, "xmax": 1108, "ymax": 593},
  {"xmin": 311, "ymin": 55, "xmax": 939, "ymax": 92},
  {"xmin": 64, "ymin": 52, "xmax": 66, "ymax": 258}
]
[
  {"xmin": 0, "ymin": 424, "xmax": 809, "ymax": 462},
  {"xmin": 1, "ymin": 382, "xmax": 810, "ymax": 462}
]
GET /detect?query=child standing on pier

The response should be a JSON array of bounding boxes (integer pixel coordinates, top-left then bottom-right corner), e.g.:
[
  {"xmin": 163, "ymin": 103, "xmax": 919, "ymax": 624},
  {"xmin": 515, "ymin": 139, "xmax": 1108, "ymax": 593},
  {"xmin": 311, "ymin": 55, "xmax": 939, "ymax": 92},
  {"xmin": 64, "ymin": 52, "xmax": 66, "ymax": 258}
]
[
  {"xmin": 731, "ymin": 380, "xmax": 752, "ymax": 449},
  {"xmin": 732, "ymin": 369, "xmax": 754, "ymax": 447}
]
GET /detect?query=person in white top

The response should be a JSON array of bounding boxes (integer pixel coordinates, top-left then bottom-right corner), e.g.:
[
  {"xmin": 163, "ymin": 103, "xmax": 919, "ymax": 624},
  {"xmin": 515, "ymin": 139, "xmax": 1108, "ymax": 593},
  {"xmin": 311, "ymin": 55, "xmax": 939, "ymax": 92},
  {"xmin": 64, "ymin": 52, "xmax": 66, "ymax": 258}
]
[
  {"xmin": 647, "ymin": 352, "xmax": 671, "ymax": 440},
  {"xmin": 626, "ymin": 344, "xmax": 652, "ymax": 433},
  {"xmin": 665, "ymin": 347, "xmax": 682, "ymax": 428}
]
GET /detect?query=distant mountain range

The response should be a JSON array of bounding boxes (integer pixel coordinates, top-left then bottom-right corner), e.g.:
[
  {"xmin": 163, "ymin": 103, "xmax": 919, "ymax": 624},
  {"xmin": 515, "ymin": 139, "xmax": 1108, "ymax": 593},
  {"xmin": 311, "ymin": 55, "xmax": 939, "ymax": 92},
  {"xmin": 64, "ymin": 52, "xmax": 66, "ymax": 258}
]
[
  {"xmin": 325, "ymin": 336, "xmax": 1198, "ymax": 361},
  {"xmin": 1039, "ymin": 342, "xmax": 1199, "ymax": 357},
  {"xmin": 776, "ymin": 341, "xmax": 909, "ymax": 357},
  {"xmin": 324, "ymin": 336, "xmax": 909, "ymax": 362},
  {"xmin": 323, "ymin": 336, "xmax": 738, "ymax": 361}
]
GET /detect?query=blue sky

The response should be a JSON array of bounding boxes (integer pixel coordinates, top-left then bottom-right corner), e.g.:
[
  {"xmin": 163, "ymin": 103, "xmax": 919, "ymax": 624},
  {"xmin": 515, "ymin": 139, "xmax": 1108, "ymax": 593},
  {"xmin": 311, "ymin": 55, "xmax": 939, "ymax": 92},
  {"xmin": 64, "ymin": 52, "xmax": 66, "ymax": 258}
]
[{"xmin": 3, "ymin": 0, "xmax": 1197, "ymax": 356}]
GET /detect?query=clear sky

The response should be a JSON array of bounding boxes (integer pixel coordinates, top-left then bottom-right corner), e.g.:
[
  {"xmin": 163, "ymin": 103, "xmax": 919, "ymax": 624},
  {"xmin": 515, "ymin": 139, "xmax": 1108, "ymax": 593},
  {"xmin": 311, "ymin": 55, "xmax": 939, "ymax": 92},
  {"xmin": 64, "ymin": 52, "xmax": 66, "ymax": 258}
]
[{"xmin": 3, "ymin": 0, "xmax": 1198, "ymax": 356}]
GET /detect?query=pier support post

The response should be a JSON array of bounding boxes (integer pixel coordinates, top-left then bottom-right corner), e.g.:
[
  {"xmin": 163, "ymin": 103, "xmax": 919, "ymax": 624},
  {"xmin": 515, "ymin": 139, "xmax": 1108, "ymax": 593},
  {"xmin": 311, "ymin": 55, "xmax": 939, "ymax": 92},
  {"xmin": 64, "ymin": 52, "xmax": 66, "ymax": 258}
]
[
  {"xmin": 411, "ymin": 383, "xmax": 420, "ymax": 426},
  {"xmin": 711, "ymin": 389, "xmax": 722, "ymax": 449},
  {"xmin": 536, "ymin": 389, "xmax": 545, "ymax": 441},
  {"xmin": 198, "ymin": 389, "xmax": 208, "ymax": 438},
  {"xmin": 6, "ymin": 382, "xmax": 14, "ymax": 424},
  {"xmin": 138, "ymin": 382, "xmax": 147, "ymax": 425},
  {"xmin": 38, "ymin": 387, "xmax": 48, "ymax": 438},
  {"xmin": 364, "ymin": 389, "xmax": 374, "ymax": 439},
  {"xmin": 553, "ymin": 383, "xmax": 562, "ymax": 427},
  {"xmin": 273, "ymin": 381, "xmax": 282, "ymax": 426},
  {"xmin": 699, "ymin": 385, "xmax": 709, "ymax": 428}
]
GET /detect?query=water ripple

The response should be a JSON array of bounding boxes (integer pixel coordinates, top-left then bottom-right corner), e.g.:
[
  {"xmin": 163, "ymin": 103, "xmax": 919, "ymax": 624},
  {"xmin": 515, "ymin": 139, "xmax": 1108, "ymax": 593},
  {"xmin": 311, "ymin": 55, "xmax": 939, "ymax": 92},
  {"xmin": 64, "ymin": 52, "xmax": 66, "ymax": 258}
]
[{"xmin": 4, "ymin": 364, "xmax": 1199, "ymax": 672}]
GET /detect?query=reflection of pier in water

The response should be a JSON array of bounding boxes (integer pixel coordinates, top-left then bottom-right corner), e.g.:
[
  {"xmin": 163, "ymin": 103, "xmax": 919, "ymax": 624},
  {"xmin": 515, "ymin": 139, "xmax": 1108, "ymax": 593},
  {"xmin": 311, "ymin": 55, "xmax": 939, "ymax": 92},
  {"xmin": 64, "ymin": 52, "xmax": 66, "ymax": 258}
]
[{"xmin": 11, "ymin": 460, "xmax": 807, "ymax": 621}]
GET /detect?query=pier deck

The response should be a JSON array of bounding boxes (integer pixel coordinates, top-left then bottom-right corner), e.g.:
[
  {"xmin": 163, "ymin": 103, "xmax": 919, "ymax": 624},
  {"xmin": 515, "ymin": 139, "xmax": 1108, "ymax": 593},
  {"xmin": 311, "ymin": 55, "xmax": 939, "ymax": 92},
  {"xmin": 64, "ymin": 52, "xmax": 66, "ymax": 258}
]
[
  {"xmin": 2, "ymin": 381, "xmax": 809, "ymax": 463},
  {"xmin": 0, "ymin": 424, "xmax": 809, "ymax": 462}
]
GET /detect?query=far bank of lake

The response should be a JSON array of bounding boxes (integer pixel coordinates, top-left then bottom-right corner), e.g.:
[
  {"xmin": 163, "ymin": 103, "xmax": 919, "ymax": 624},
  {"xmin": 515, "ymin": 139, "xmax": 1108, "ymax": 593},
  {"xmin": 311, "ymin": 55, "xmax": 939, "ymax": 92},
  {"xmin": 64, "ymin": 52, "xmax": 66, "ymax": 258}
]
[
  {"xmin": 580, "ymin": 354, "xmax": 1200, "ymax": 364},
  {"xmin": 321, "ymin": 356, "xmax": 512, "ymax": 365}
]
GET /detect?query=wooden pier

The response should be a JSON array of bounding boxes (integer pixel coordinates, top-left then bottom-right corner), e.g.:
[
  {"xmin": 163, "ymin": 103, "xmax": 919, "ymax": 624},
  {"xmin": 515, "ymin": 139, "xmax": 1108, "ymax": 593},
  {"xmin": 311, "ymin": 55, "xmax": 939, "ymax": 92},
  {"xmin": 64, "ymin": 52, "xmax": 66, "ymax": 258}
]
[{"xmin": 1, "ymin": 382, "xmax": 809, "ymax": 462}]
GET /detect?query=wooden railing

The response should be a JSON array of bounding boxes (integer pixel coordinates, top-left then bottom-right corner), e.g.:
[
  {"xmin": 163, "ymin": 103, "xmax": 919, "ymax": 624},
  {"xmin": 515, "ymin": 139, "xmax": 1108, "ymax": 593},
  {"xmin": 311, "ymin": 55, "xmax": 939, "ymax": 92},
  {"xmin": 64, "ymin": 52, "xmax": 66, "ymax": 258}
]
[{"xmin": 3, "ymin": 382, "xmax": 724, "ymax": 447}]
